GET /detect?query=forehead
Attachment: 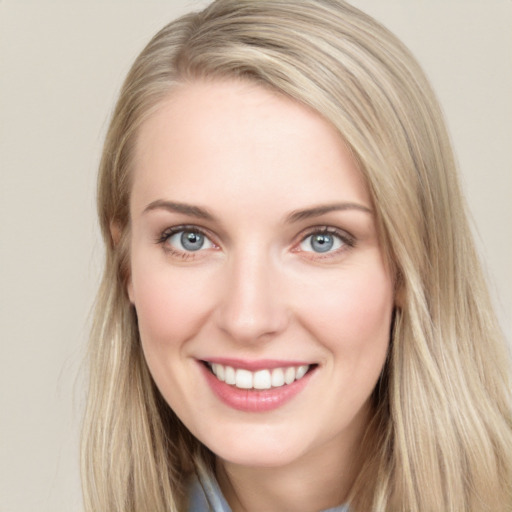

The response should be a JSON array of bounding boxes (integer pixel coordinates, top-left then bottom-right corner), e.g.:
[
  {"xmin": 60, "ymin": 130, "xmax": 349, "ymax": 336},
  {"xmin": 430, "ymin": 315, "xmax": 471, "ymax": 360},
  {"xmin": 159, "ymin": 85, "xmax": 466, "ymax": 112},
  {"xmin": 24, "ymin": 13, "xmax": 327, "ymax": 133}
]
[{"xmin": 131, "ymin": 79, "xmax": 371, "ymax": 217}]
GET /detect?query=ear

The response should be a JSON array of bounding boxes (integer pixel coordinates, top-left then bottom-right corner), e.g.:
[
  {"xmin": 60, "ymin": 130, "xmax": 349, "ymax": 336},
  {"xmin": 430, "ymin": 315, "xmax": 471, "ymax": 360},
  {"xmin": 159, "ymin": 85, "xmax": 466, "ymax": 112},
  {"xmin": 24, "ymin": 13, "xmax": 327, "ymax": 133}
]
[
  {"xmin": 393, "ymin": 272, "xmax": 405, "ymax": 309},
  {"xmin": 110, "ymin": 221, "xmax": 122, "ymax": 246},
  {"xmin": 110, "ymin": 221, "xmax": 135, "ymax": 304},
  {"xmin": 127, "ymin": 278, "xmax": 135, "ymax": 304}
]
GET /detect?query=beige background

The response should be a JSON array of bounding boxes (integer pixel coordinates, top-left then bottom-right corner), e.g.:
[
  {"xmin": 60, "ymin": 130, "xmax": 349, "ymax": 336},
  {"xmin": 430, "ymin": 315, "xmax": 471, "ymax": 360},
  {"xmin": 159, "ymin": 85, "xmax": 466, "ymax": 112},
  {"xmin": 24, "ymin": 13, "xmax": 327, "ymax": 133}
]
[{"xmin": 1, "ymin": 1, "xmax": 510, "ymax": 510}]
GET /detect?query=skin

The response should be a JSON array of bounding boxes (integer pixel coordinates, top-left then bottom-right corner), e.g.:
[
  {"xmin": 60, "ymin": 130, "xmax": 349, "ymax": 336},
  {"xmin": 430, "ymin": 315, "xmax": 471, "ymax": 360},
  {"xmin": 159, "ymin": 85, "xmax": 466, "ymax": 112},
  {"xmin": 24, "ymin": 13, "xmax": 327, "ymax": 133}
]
[{"xmin": 127, "ymin": 79, "xmax": 395, "ymax": 512}]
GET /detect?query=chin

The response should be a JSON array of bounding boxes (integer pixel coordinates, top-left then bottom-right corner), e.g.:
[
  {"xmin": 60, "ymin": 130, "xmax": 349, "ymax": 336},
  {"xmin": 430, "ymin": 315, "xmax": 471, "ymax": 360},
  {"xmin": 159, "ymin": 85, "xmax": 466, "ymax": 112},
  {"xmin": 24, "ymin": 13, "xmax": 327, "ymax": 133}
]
[
  {"xmin": 202, "ymin": 425, "xmax": 308, "ymax": 468},
  {"xmin": 217, "ymin": 446, "xmax": 302, "ymax": 468}
]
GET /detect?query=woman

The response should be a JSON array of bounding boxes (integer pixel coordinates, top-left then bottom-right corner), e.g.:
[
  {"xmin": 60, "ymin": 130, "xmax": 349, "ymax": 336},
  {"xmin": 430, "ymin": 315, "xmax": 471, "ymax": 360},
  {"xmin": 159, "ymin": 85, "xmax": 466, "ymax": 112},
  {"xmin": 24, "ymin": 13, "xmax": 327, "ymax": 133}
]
[{"xmin": 81, "ymin": 1, "xmax": 512, "ymax": 510}]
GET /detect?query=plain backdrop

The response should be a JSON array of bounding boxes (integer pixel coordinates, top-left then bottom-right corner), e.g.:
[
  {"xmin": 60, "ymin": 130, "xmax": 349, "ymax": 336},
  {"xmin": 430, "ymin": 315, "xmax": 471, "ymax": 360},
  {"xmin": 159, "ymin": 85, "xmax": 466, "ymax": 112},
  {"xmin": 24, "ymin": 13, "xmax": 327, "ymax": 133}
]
[{"xmin": 1, "ymin": 1, "xmax": 510, "ymax": 511}]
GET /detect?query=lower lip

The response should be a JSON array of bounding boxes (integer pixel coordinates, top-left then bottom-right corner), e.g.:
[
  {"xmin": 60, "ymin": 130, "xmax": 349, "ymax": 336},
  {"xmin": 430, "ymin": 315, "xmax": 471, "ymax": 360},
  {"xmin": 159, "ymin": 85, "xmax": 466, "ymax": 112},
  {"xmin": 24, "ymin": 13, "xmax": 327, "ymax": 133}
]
[{"xmin": 200, "ymin": 363, "xmax": 315, "ymax": 412}]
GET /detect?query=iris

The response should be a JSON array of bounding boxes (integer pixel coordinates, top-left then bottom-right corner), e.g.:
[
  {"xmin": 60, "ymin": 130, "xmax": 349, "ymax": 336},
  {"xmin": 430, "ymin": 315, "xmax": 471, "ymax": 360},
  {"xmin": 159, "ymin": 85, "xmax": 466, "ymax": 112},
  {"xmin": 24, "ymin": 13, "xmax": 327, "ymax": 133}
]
[
  {"xmin": 310, "ymin": 233, "xmax": 334, "ymax": 253},
  {"xmin": 181, "ymin": 231, "xmax": 205, "ymax": 251}
]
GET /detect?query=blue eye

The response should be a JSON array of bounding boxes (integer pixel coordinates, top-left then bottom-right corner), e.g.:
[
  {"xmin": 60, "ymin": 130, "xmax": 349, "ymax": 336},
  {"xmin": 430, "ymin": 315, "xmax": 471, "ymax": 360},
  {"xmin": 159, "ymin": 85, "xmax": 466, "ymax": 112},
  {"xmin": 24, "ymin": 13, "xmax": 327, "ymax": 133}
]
[
  {"xmin": 299, "ymin": 231, "xmax": 345, "ymax": 253},
  {"xmin": 166, "ymin": 229, "xmax": 214, "ymax": 252}
]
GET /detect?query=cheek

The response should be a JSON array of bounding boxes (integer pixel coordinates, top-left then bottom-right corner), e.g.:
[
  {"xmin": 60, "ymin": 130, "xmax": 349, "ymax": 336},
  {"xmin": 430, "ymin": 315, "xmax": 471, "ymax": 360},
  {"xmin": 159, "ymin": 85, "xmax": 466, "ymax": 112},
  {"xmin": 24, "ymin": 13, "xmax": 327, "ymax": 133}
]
[
  {"xmin": 129, "ymin": 256, "xmax": 219, "ymax": 410},
  {"xmin": 129, "ymin": 256, "xmax": 214, "ymax": 350},
  {"xmin": 298, "ymin": 261, "xmax": 394, "ymax": 358}
]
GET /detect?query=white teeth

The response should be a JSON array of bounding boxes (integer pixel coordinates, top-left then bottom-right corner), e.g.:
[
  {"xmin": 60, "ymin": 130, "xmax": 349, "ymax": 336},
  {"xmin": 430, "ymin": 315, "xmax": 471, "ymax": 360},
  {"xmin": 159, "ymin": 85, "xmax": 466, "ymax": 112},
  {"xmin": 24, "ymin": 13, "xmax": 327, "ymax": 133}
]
[
  {"xmin": 212, "ymin": 363, "xmax": 225, "ymax": 382},
  {"xmin": 209, "ymin": 363, "xmax": 311, "ymax": 390},
  {"xmin": 284, "ymin": 367, "xmax": 296, "ymax": 385},
  {"xmin": 235, "ymin": 369, "xmax": 253, "ymax": 389},
  {"xmin": 253, "ymin": 369, "xmax": 271, "ymax": 390},
  {"xmin": 271, "ymin": 368, "xmax": 285, "ymax": 387},
  {"xmin": 296, "ymin": 365, "xmax": 308, "ymax": 379},
  {"xmin": 224, "ymin": 366, "xmax": 236, "ymax": 385}
]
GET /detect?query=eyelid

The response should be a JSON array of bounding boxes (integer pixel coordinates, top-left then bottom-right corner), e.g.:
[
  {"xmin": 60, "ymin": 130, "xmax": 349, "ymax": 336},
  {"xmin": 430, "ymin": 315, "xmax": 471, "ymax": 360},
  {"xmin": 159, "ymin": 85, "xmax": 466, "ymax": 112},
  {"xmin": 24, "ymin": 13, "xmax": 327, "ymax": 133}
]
[
  {"xmin": 157, "ymin": 224, "xmax": 200, "ymax": 242},
  {"xmin": 300, "ymin": 225, "xmax": 354, "ymax": 243}
]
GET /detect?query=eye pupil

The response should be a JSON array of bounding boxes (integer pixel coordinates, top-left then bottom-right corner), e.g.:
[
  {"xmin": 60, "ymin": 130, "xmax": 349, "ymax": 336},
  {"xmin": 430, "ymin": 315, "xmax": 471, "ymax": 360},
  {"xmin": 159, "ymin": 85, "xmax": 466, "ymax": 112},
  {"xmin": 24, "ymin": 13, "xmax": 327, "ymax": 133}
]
[
  {"xmin": 181, "ymin": 231, "xmax": 204, "ymax": 251},
  {"xmin": 311, "ymin": 234, "xmax": 334, "ymax": 253}
]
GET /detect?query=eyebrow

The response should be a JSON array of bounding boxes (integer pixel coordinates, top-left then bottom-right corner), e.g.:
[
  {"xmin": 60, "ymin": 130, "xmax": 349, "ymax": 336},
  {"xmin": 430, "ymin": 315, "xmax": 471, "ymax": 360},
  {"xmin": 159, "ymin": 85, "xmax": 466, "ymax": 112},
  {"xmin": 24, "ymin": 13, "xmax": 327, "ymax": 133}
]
[
  {"xmin": 143, "ymin": 199, "xmax": 216, "ymax": 220},
  {"xmin": 143, "ymin": 199, "xmax": 372, "ymax": 223},
  {"xmin": 286, "ymin": 202, "xmax": 372, "ymax": 223}
]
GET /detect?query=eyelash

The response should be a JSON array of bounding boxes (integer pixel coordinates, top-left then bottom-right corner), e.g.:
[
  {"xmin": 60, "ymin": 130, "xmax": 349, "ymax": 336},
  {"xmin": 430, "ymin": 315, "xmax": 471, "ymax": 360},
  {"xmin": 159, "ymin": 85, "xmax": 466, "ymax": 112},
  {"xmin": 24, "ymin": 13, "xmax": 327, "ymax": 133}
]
[{"xmin": 155, "ymin": 225, "xmax": 355, "ymax": 260}]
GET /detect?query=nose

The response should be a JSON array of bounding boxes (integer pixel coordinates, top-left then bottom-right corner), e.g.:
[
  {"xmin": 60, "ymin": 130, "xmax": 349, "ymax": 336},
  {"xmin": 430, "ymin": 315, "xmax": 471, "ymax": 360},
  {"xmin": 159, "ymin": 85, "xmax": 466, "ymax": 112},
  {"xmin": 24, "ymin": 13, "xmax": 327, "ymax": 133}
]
[{"xmin": 214, "ymin": 249, "xmax": 289, "ymax": 344}]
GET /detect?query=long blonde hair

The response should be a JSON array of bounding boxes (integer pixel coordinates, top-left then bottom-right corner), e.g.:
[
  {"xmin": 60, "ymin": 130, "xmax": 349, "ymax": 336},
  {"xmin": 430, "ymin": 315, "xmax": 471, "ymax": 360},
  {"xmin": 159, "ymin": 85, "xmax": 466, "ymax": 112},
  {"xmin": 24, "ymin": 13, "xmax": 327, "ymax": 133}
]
[{"xmin": 82, "ymin": 1, "xmax": 512, "ymax": 510}]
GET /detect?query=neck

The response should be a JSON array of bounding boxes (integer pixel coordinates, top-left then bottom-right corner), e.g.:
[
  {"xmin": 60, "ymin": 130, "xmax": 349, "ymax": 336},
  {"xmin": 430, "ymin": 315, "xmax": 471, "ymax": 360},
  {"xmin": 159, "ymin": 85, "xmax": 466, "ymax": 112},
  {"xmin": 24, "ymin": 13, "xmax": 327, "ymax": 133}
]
[{"xmin": 216, "ymin": 408, "xmax": 370, "ymax": 512}]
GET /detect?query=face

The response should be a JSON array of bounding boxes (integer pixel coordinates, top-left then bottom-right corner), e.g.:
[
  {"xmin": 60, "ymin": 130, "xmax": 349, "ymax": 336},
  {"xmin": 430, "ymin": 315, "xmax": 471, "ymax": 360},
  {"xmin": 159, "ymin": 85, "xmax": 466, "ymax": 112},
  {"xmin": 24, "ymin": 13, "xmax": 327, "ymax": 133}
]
[{"xmin": 128, "ymin": 80, "xmax": 394, "ymax": 469}]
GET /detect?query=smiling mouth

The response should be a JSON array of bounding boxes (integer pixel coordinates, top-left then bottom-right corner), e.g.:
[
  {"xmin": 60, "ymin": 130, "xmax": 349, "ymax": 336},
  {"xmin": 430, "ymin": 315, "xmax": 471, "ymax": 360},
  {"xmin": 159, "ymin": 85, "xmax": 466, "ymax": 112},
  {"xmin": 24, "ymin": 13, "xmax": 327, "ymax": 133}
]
[{"xmin": 203, "ymin": 362, "xmax": 317, "ymax": 391}]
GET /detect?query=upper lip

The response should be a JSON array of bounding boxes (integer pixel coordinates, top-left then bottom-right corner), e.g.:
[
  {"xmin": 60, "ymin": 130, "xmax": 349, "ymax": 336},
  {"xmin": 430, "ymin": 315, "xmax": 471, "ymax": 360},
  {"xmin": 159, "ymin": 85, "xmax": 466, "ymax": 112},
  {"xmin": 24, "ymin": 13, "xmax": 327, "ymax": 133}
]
[{"xmin": 200, "ymin": 357, "xmax": 315, "ymax": 371}]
